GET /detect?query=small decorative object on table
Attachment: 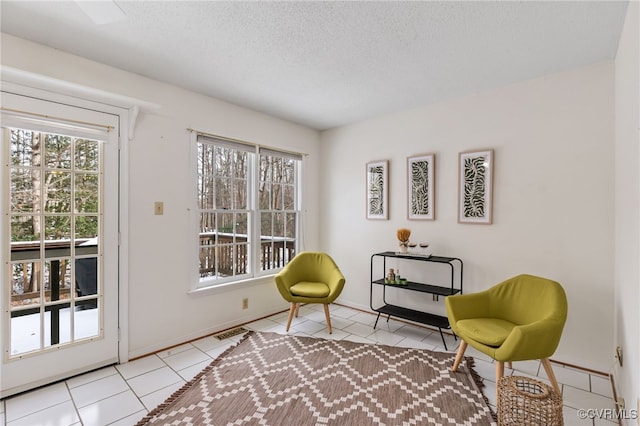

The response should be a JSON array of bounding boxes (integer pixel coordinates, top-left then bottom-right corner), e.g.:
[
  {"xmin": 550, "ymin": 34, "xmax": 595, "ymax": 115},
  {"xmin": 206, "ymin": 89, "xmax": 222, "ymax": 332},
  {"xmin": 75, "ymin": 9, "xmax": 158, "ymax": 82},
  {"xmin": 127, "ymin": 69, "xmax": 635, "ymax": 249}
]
[
  {"xmin": 384, "ymin": 268, "xmax": 408, "ymax": 285},
  {"xmin": 397, "ymin": 228, "xmax": 411, "ymax": 254},
  {"xmin": 385, "ymin": 268, "xmax": 396, "ymax": 283}
]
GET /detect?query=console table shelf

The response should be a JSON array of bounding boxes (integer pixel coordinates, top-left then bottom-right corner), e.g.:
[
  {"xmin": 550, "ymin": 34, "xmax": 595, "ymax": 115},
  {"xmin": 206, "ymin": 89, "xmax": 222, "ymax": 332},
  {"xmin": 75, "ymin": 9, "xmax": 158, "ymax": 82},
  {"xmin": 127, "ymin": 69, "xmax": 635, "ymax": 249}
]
[
  {"xmin": 372, "ymin": 279, "xmax": 461, "ymax": 297},
  {"xmin": 370, "ymin": 251, "xmax": 463, "ymax": 350}
]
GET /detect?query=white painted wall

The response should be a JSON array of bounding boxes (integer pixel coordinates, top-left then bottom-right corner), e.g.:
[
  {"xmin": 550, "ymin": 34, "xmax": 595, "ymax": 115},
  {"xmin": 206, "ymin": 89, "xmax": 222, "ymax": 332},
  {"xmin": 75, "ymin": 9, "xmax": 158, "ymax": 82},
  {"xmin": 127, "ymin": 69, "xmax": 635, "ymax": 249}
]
[
  {"xmin": 613, "ymin": 1, "xmax": 640, "ymax": 420},
  {"xmin": 1, "ymin": 29, "xmax": 631, "ymax": 378},
  {"xmin": 1, "ymin": 34, "xmax": 321, "ymax": 358},
  {"xmin": 321, "ymin": 62, "xmax": 616, "ymax": 372}
]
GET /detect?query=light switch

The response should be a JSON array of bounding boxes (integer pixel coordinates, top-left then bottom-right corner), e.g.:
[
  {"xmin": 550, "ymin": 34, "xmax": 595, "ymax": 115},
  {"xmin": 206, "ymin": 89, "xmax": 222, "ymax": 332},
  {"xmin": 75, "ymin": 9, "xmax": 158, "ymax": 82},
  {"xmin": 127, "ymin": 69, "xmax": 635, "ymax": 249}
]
[{"xmin": 154, "ymin": 201, "xmax": 164, "ymax": 215}]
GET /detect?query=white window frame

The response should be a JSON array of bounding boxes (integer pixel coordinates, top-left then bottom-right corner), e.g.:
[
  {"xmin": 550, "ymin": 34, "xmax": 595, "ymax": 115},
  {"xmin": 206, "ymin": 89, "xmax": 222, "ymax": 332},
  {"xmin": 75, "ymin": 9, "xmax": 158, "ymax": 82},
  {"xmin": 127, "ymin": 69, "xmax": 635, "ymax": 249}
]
[{"xmin": 190, "ymin": 132, "xmax": 302, "ymax": 291}]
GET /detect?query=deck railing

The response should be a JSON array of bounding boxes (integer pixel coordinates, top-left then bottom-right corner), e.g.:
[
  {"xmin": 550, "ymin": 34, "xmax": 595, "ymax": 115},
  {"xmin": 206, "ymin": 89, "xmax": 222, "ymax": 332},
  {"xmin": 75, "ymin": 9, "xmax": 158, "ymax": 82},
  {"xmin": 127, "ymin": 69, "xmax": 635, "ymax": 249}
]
[
  {"xmin": 10, "ymin": 234, "xmax": 296, "ymax": 303},
  {"xmin": 10, "ymin": 239, "xmax": 96, "ymax": 306},
  {"xmin": 199, "ymin": 232, "xmax": 295, "ymax": 277}
]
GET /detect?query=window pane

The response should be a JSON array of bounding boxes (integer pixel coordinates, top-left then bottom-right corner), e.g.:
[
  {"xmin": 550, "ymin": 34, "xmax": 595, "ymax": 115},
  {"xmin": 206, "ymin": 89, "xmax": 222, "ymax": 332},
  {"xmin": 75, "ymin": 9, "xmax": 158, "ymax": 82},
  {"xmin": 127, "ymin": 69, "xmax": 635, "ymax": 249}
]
[
  {"xmin": 197, "ymin": 143, "xmax": 214, "ymax": 174},
  {"xmin": 260, "ymin": 212, "xmax": 273, "ymax": 271},
  {"xmin": 284, "ymin": 213, "xmax": 297, "ymax": 263},
  {"xmin": 260, "ymin": 212, "xmax": 273, "ymax": 237},
  {"xmin": 283, "ymin": 158, "xmax": 295, "ymax": 183},
  {"xmin": 236, "ymin": 212, "xmax": 248, "ymax": 235},
  {"xmin": 10, "ymin": 167, "xmax": 39, "ymax": 212},
  {"xmin": 45, "ymin": 171, "xmax": 71, "ymax": 213},
  {"xmin": 75, "ymin": 139, "xmax": 99, "ymax": 171},
  {"xmin": 273, "ymin": 212, "xmax": 284, "ymax": 238},
  {"xmin": 200, "ymin": 212, "xmax": 216, "ymax": 233},
  {"xmin": 75, "ymin": 302, "xmax": 99, "ymax": 340},
  {"xmin": 75, "ymin": 215, "xmax": 98, "ymax": 239},
  {"xmin": 44, "ymin": 304, "xmax": 71, "ymax": 347},
  {"xmin": 75, "ymin": 257, "xmax": 97, "ymax": 297},
  {"xmin": 283, "ymin": 184, "xmax": 295, "ymax": 210},
  {"xmin": 10, "ymin": 129, "xmax": 37, "ymax": 167},
  {"xmin": 234, "ymin": 178, "xmax": 247, "ymax": 209},
  {"xmin": 11, "ymin": 262, "xmax": 39, "ymax": 309},
  {"xmin": 259, "ymin": 182, "xmax": 271, "ymax": 210},
  {"xmin": 217, "ymin": 212, "xmax": 235, "ymax": 236},
  {"xmin": 45, "ymin": 215, "xmax": 71, "ymax": 241},
  {"xmin": 11, "ymin": 215, "xmax": 39, "ymax": 243},
  {"xmin": 199, "ymin": 242, "xmax": 215, "ymax": 279},
  {"xmin": 234, "ymin": 151, "xmax": 248, "ymax": 178},
  {"xmin": 45, "ymin": 135, "xmax": 72, "ymax": 169},
  {"xmin": 198, "ymin": 177, "xmax": 214, "ymax": 209},
  {"xmin": 44, "ymin": 215, "xmax": 71, "ymax": 248},
  {"xmin": 199, "ymin": 212, "xmax": 215, "ymax": 278},
  {"xmin": 233, "ymin": 212, "xmax": 249, "ymax": 275},
  {"xmin": 215, "ymin": 177, "xmax": 231, "ymax": 209},
  {"xmin": 285, "ymin": 212, "xmax": 297, "ymax": 239},
  {"xmin": 11, "ymin": 312, "xmax": 41, "ymax": 355},
  {"xmin": 44, "ymin": 260, "xmax": 71, "ymax": 303},
  {"xmin": 273, "ymin": 184, "xmax": 283, "ymax": 210},
  {"xmin": 75, "ymin": 173, "xmax": 99, "ymax": 213},
  {"xmin": 214, "ymin": 146, "xmax": 231, "ymax": 175}
]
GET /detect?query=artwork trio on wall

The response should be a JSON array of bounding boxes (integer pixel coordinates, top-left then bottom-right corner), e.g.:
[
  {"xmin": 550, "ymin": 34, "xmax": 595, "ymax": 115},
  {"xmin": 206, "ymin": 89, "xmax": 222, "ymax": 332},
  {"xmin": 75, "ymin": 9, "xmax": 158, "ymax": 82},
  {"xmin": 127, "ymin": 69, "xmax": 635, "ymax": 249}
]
[{"xmin": 365, "ymin": 149, "xmax": 493, "ymax": 224}]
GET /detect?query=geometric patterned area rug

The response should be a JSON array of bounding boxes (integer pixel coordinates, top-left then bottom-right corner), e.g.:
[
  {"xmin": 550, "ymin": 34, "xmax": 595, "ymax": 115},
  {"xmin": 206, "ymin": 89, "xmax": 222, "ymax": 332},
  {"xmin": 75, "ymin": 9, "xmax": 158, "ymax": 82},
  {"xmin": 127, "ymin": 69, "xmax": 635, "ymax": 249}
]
[{"xmin": 136, "ymin": 331, "xmax": 496, "ymax": 425}]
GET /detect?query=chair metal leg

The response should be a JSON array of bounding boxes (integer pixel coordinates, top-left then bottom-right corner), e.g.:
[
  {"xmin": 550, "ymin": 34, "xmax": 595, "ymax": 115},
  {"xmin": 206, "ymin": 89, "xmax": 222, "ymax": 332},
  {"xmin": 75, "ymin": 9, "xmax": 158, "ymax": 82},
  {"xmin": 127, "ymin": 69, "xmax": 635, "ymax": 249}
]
[
  {"xmin": 323, "ymin": 304, "xmax": 332, "ymax": 334},
  {"xmin": 286, "ymin": 303, "xmax": 296, "ymax": 332},
  {"xmin": 452, "ymin": 340, "xmax": 468, "ymax": 372},
  {"xmin": 541, "ymin": 358, "xmax": 561, "ymax": 394}
]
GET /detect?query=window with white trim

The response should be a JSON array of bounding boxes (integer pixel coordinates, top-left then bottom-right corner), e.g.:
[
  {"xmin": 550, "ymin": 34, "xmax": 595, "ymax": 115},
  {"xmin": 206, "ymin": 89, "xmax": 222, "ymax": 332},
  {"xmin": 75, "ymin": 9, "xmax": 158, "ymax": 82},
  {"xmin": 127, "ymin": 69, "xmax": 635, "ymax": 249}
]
[{"xmin": 195, "ymin": 134, "xmax": 301, "ymax": 288}]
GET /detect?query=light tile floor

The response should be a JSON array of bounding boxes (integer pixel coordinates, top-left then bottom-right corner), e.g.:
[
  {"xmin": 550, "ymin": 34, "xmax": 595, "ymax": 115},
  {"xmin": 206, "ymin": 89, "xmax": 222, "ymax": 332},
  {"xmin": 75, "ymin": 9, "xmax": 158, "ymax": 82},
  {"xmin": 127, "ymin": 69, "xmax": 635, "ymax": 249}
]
[{"xmin": 1, "ymin": 304, "xmax": 617, "ymax": 426}]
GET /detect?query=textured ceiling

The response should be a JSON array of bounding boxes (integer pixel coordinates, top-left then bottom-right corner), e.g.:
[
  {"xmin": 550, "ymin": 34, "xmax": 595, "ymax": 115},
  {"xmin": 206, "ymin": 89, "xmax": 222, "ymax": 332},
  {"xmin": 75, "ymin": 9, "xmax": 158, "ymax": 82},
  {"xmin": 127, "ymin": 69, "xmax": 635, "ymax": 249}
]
[{"xmin": 0, "ymin": 1, "xmax": 630, "ymax": 130}]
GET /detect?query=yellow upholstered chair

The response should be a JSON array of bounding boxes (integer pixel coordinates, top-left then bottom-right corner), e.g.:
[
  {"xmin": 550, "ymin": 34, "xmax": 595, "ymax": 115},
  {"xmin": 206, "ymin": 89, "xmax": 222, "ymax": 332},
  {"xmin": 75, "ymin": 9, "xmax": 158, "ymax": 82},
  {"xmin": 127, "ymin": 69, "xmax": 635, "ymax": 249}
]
[
  {"xmin": 445, "ymin": 274, "xmax": 567, "ymax": 393},
  {"xmin": 275, "ymin": 252, "xmax": 346, "ymax": 334}
]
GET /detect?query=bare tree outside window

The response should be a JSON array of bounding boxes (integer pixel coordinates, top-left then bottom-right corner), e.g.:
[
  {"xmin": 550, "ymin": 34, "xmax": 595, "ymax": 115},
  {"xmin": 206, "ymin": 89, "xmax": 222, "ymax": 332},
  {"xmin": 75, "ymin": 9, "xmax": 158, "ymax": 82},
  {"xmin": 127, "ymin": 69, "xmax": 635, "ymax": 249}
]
[{"xmin": 195, "ymin": 135, "xmax": 300, "ymax": 286}]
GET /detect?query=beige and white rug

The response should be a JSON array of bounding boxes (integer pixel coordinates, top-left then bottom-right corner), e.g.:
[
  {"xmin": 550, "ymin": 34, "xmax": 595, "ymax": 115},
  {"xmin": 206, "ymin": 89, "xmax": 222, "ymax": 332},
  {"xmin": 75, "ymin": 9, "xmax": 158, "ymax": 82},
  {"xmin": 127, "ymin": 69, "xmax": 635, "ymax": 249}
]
[{"xmin": 136, "ymin": 331, "xmax": 495, "ymax": 425}]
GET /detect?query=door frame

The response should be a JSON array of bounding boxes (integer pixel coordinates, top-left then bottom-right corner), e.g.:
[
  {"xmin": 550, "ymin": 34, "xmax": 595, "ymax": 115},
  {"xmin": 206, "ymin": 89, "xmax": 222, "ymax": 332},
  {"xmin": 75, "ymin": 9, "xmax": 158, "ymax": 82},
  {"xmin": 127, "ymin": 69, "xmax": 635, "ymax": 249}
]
[{"xmin": 1, "ymin": 79, "xmax": 131, "ymax": 396}]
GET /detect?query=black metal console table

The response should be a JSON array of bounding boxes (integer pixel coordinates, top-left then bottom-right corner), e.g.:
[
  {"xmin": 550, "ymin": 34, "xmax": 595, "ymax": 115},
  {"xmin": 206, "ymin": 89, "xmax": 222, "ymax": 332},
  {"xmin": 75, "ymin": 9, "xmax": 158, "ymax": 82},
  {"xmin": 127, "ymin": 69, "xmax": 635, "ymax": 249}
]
[{"xmin": 369, "ymin": 251, "xmax": 463, "ymax": 350}]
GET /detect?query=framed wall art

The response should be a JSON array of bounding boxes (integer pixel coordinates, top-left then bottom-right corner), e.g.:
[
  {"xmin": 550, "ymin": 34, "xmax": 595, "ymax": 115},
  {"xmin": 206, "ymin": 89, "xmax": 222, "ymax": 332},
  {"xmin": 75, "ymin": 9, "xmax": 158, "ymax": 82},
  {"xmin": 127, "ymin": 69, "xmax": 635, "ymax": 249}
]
[
  {"xmin": 458, "ymin": 149, "xmax": 494, "ymax": 224},
  {"xmin": 407, "ymin": 153, "xmax": 435, "ymax": 220},
  {"xmin": 366, "ymin": 160, "xmax": 388, "ymax": 220}
]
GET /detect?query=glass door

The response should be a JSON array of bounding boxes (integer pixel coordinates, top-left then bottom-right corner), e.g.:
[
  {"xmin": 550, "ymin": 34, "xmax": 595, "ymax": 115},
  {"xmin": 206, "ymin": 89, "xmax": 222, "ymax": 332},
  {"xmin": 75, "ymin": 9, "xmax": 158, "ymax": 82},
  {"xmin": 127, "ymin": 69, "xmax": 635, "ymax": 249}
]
[{"xmin": 1, "ymin": 92, "xmax": 120, "ymax": 397}]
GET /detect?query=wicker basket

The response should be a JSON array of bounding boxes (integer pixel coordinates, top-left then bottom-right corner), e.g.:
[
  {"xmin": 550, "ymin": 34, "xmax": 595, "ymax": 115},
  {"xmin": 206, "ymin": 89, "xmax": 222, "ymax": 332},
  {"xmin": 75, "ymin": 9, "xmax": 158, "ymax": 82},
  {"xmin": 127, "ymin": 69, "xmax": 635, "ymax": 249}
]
[{"xmin": 497, "ymin": 376, "xmax": 563, "ymax": 426}]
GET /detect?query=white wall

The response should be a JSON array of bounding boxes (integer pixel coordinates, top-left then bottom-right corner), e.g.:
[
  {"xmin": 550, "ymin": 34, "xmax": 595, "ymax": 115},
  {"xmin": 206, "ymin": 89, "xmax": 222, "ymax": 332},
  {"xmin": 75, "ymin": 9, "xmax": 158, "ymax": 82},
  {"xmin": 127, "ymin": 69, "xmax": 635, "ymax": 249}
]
[
  {"xmin": 321, "ymin": 62, "xmax": 615, "ymax": 372},
  {"xmin": 1, "ymin": 34, "xmax": 321, "ymax": 358},
  {"xmin": 0, "ymin": 29, "xmax": 629, "ymax": 376},
  {"xmin": 614, "ymin": 1, "xmax": 640, "ymax": 420}
]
